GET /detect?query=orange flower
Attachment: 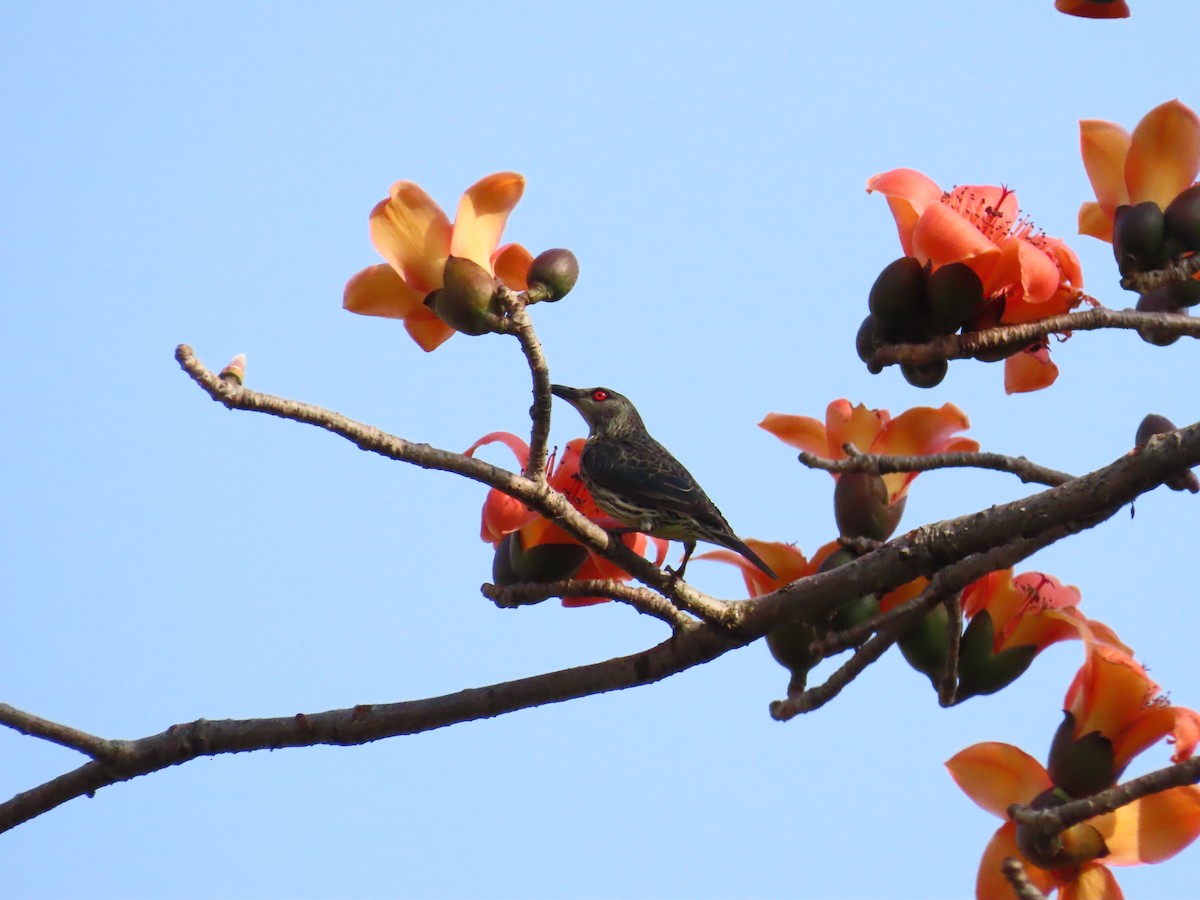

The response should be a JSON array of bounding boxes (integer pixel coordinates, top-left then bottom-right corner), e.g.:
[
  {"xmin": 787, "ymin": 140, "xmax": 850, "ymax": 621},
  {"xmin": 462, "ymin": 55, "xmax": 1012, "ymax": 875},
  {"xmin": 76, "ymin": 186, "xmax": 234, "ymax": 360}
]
[
  {"xmin": 947, "ymin": 741, "xmax": 1200, "ymax": 900},
  {"xmin": 760, "ymin": 399, "xmax": 978, "ymax": 506},
  {"xmin": 867, "ymin": 169, "xmax": 1084, "ymax": 325},
  {"xmin": 1079, "ymin": 100, "xmax": 1200, "ymax": 242},
  {"xmin": 1056, "ymin": 0, "xmax": 1130, "ymax": 18},
  {"xmin": 465, "ymin": 433, "xmax": 667, "ymax": 606},
  {"xmin": 343, "ymin": 173, "xmax": 534, "ymax": 351},
  {"xmin": 1061, "ymin": 644, "xmax": 1200, "ymax": 776},
  {"xmin": 867, "ymin": 169, "xmax": 1084, "ymax": 393},
  {"xmin": 961, "ymin": 570, "xmax": 1126, "ymax": 658}
]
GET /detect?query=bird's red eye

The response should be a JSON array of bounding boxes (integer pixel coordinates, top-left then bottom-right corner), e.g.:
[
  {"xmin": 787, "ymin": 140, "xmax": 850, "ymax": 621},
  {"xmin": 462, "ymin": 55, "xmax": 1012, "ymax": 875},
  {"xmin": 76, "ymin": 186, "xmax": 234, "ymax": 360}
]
[{"xmin": 592, "ymin": 389, "xmax": 609, "ymax": 402}]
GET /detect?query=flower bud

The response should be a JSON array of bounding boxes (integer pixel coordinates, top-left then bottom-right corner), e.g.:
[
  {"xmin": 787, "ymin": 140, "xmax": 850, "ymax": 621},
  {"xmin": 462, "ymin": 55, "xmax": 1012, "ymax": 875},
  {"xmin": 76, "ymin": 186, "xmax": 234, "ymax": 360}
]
[
  {"xmin": 833, "ymin": 471, "xmax": 905, "ymax": 541},
  {"xmin": 431, "ymin": 256, "xmax": 503, "ymax": 335},
  {"xmin": 767, "ymin": 622, "xmax": 820, "ymax": 679},
  {"xmin": 1135, "ymin": 413, "xmax": 1200, "ymax": 492},
  {"xmin": 219, "ymin": 353, "xmax": 247, "ymax": 385},
  {"xmin": 868, "ymin": 257, "xmax": 928, "ymax": 334},
  {"xmin": 1164, "ymin": 184, "xmax": 1200, "ymax": 252},
  {"xmin": 900, "ymin": 359, "xmax": 948, "ymax": 388},
  {"xmin": 856, "ymin": 315, "xmax": 883, "ymax": 373},
  {"xmin": 526, "ymin": 248, "xmax": 579, "ymax": 302},
  {"xmin": 817, "ymin": 549, "xmax": 880, "ymax": 633},
  {"xmin": 1113, "ymin": 201, "xmax": 1167, "ymax": 275},
  {"xmin": 927, "ymin": 262, "xmax": 984, "ymax": 333},
  {"xmin": 510, "ymin": 532, "xmax": 590, "ymax": 582},
  {"xmin": 954, "ymin": 610, "xmax": 1038, "ymax": 701},
  {"xmin": 1047, "ymin": 711, "xmax": 1118, "ymax": 796},
  {"xmin": 897, "ymin": 602, "xmax": 949, "ymax": 684},
  {"xmin": 1135, "ymin": 286, "xmax": 1186, "ymax": 346}
]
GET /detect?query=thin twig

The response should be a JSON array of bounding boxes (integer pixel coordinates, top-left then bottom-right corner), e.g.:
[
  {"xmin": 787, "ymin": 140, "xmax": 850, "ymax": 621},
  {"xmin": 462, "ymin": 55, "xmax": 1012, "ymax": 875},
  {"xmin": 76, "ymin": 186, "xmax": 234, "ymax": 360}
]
[
  {"xmin": 797, "ymin": 447, "xmax": 1074, "ymax": 488},
  {"xmin": 1001, "ymin": 858, "xmax": 1048, "ymax": 900},
  {"xmin": 497, "ymin": 289, "xmax": 553, "ymax": 481},
  {"xmin": 0, "ymin": 704, "xmax": 119, "ymax": 760},
  {"xmin": 481, "ymin": 579, "xmax": 693, "ymax": 630},
  {"xmin": 936, "ymin": 592, "xmax": 963, "ymax": 708},
  {"xmin": 1122, "ymin": 251, "xmax": 1200, "ymax": 294}
]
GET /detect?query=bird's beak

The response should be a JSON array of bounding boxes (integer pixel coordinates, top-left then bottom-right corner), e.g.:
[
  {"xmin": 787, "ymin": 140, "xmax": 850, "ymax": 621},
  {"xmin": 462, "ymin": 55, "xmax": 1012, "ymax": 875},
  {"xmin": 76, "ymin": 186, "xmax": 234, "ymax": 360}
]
[{"xmin": 550, "ymin": 384, "xmax": 585, "ymax": 406}]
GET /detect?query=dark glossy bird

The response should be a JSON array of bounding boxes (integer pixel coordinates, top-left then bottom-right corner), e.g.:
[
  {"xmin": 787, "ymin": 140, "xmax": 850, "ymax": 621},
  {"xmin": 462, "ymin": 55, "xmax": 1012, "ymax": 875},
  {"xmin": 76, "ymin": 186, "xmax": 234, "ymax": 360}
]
[{"xmin": 550, "ymin": 384, "xmax": 776, "ymax": 580}]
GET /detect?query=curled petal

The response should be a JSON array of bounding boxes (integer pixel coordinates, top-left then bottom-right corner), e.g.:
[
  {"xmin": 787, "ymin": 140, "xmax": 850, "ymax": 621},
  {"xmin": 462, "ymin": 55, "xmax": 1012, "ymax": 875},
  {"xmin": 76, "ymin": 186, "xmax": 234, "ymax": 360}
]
[
  {"xmin": 946, "ymin": 742, "xmax": 1051, "ymax": 817},
  {"xmin": 1056, "ymin": 0, "xmax": 1130, "ymax": 18},
  {"xmin": 369, "ymin": 183, "xmax": 453, "ymax": 293},
  {"xmin": 464, "ymin": 431, "xmax": 531, "ymax": 467},
  {"xmin": 698, "ymin": 539, "xmax": 815, "ymax": 597},
  {"xmin": 1004, "ymin": 346, "xmax": 1059, "ymax": 394},
  {"xmin": 1080, "ymin": 119, "xmax": 1133, "ymax": 218},
  {"xmin": 451, "ymin": 172, "xmax": 526, "ymax": 272},
  {"xmin": 1171, "ymin": 709, "xmax": 1200, "ymax": 762},
  {"xmin": 1126, "ymin": 100, "xmax": 1200, "ymax": 209},
  {"xmin": 343, "ymin": 264, "xmax": 429, "ymax": 320},
  {"xmin": 492, "ymin": 242, "xmax": 533, "ymax": 291},
  {"xmin": 1058, "ymin": 864, "xmax": 1122, "ymax": 900},
  {"xmin": 866, "ymin": 168, "xmax": 943, "ymax": 255}
]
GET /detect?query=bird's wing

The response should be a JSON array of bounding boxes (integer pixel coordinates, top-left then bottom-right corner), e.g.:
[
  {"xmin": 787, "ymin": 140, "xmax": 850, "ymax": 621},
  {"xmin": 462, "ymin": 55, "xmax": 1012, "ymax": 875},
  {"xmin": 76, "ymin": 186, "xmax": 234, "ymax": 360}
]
[{"xmin": 584, "ymin": 438, "xmax": 731, "ymax": 526}]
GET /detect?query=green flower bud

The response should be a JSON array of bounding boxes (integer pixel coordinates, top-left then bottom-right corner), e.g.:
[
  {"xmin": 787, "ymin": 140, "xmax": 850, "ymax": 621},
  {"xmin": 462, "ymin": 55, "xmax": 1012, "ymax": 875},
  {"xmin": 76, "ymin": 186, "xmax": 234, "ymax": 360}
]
[
  {"xmin": 954, "ymin": 611, "xmax": 1038, "ymax": 701},
  {"xmin": 833, "ymin": 471, "xmax": 906, "ymax": 541},
  {"xmin": 1047, "ymin": 711, "xmax": 1118, "ymax": 797},
  {"xmin": 868, "ymin": 257, "xmax": 928, "ymax": 333},
  {"xmin": 815, "ymin": 548, "xmax": 880, "ymax": 633},
  {"xmin": 431, "ymin": 256, "xmax": 502, "ymax": 335},
  {"xmin": 767, "ymin": 622, "xmax": 820, "ymax": 676},
  {"xmin": 509, "ymin": 533, "xmax": 590, "ymax": 582},
  {"xmin": 897, "ymin": 601, "xmax": 949, "ymax": 683},
  {"xmin": 526, "ymin": 248, "xmax": 579, "ymax": 302},
  {"xmin": 1163, "ymin": 184, "xmax": 1200, "ymax": 252},
  {"xmin": 1113, "ymin": 201, "xmax": 1167, "ymax": 275},
  {"xmin": 900, "ymin": 359, "xmax": 948, "ymax": 388}
]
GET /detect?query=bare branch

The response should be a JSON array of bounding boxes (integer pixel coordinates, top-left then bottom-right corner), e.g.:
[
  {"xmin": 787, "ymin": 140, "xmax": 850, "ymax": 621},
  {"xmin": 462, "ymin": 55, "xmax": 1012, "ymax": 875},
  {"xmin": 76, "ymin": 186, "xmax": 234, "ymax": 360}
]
[
  {"xmin": 481, "ymin": 579, "xmax": 693, "ymax": 630},
  {"xmin": 0, "ymin": 622, "xmax": 739, "ymax": 834},
  {"xmin": 798, "ymin": 447, "xmax": 1074, "ymax": 488},
  {"xmin": 496, "ymin": 289, "xmax": 553, "ymax": 481},
  {"xmin": 0, "ymin": 704, "xmax": 117, "ymax": 760},
  {"xmin": 868, "ymin": 307, "xmax": 1200, "ymax": 368},
  {"xmin": 936, "ymin": 592, "xmax": 963, "ymax": 708},
  {"xmin": 1122, "ymin": 251, "xmax": 1200, "ymax": 294}
]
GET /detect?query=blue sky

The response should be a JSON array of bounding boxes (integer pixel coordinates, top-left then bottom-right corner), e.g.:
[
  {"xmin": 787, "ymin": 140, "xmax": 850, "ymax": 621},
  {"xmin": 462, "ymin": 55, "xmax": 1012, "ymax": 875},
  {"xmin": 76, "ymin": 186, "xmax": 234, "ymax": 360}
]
[{"xmin": 2, "ymin": 3, "xmax": 1197, "ymax": 897}]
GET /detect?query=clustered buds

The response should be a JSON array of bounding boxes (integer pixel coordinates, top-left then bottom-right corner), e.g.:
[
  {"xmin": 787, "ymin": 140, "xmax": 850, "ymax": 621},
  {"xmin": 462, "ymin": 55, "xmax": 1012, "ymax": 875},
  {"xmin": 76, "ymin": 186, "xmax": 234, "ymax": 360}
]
[
  {"xmin": 428, "ymin": 256, "xmax": 505, "ymax": 336},
  {"xmin": 858, "ymin": 257, "xmax": 1002, "ymax": 388}
]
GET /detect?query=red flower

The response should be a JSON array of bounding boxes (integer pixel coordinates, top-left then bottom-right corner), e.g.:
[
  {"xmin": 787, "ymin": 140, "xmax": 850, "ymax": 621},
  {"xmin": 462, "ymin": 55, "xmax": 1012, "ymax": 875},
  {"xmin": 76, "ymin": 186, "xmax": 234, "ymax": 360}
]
[{"xmin": 465, "ymin": 433, "xmax": 666, "ymax": 606}]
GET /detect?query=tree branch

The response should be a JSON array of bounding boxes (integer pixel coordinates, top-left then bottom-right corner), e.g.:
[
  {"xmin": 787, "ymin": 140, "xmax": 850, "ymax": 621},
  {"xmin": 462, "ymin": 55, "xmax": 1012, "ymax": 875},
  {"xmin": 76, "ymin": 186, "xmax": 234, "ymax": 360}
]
[
  {"xmin": 481, "ymin": 579, "xmax": 693, "ymax": 630},
  {"xmin": 0, "ymin": 622, "xmax": 739, "ymax": 834},
  {"xmin": 0, "ymin": 704, "xmax": 120, "ymax": 760},
  {"xmin": 797, "ymin": 447, "xmax": 1074, "ymax": 488},
  {"xmin": 496, "ymin": 289, "xmax": 553, "ymax": 481},
  {"xmin": 868, "ymin": 307, "xmax": 1200, "ymax": 368}
]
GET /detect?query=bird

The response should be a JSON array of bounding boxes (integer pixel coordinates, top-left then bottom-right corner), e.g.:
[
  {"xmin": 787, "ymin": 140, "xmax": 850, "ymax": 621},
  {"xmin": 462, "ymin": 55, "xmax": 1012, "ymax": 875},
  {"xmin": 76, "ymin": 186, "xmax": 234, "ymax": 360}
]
[{"xmin": 550, "ymin": 384, "xmax": 776, "ymax": 581}]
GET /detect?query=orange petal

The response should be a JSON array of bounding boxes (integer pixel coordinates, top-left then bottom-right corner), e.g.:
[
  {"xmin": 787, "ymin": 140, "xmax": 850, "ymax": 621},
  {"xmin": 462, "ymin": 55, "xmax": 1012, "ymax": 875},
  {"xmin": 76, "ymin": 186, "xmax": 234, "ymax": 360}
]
[
  {"xmin": 1059, "ymin": 863, "xmax": 1122, "ymax": 900},
  {"xmin": 866, "ymin": 168, "xmax": 944, "ymax": 256},
  {"xmin": 759, "ymin": 412, "xmax": 833, "ymax": 457},
  {"xmin": 369, "ymin": 182, "xmax": 453, "ymax": 293},
  {"xmin": 1097, "ymin": 785, "xmax": 1200, "ymax": 865},
  {"xmin": 876, "ymin": 403, "xmax": 976, "ymax": 457},
  {"xmin": 464, "ymin": 431, "xmax": 531, "ymax": 466},
  {"xmin": 911, "ymin": 201, "xmax": 1003, "ymax": 267},
  {"xmin": 343, "ymin": 264, "xmax": 429, "ymax": 320},
  {"xmin": 402, "ymin": 305, "xmax": 455, "ymax": 352},
  {"xmin": 450, "ymin": 172, "xmax": 526, "ymax": 272},
  {"xmin": 975, "ymin": 822, "xmax": 1061, "ymax": 900},
  {"xmin": 697, "ymin": 539, "xmax": 813, "ymax": 597},
  {"xmin": 492, "ymin": 242, "xmax": 533, "ymax": 291},
  {"xmin": 1080, "ymin": 119, "xmax": 1132, "ymax": 217},
  {"xmin": 1126, "ymin": 100, "xmax": 1200, "ymax": 208},
  {"xmin": 946, "ymin": 742, "xmax": 1052, "ymax": 817},
  {"xmin": 829, "ymin": 401, "xmax": 889, "ymax": 456},
  {"xmin": 1079, "ymin": 201, "xmax": 1115, "ymax": 242},
  {"xmin": 1004, "ymin": 346, "xmax": 1059, "ymax": 394}
]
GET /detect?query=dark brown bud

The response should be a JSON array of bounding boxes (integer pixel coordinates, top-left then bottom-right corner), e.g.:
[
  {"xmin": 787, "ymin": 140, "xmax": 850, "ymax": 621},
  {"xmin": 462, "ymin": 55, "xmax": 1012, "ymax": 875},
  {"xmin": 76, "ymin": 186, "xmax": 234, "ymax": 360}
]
[
  {"xmin": 868, "ymin": 257, "xmax": 928, "ymax": 333},
  {"xmin": 834, "ymin": 471, "xmax": 905, "ymax": 541},
  {"xmin": 432, "ymin": 256, "xmax": 503, "ymax": 335},
  {"xmin": 1164, "ymin": 184, "xmax": 1200, "ymax": 252},
  {"xmin": 526, "ymin": 248, "xmax": 579, "ymax": 301},
  {"xmin": 900, "ymin": 359, "xmax": 948, "ymax": 388},
  {"xmin": 1113, "ymin": 201, "xmax": 1167, "ymax": 275},
  {"xmin": 927, "ymin": 262, "xmax": 985, "ymax": 332}
]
